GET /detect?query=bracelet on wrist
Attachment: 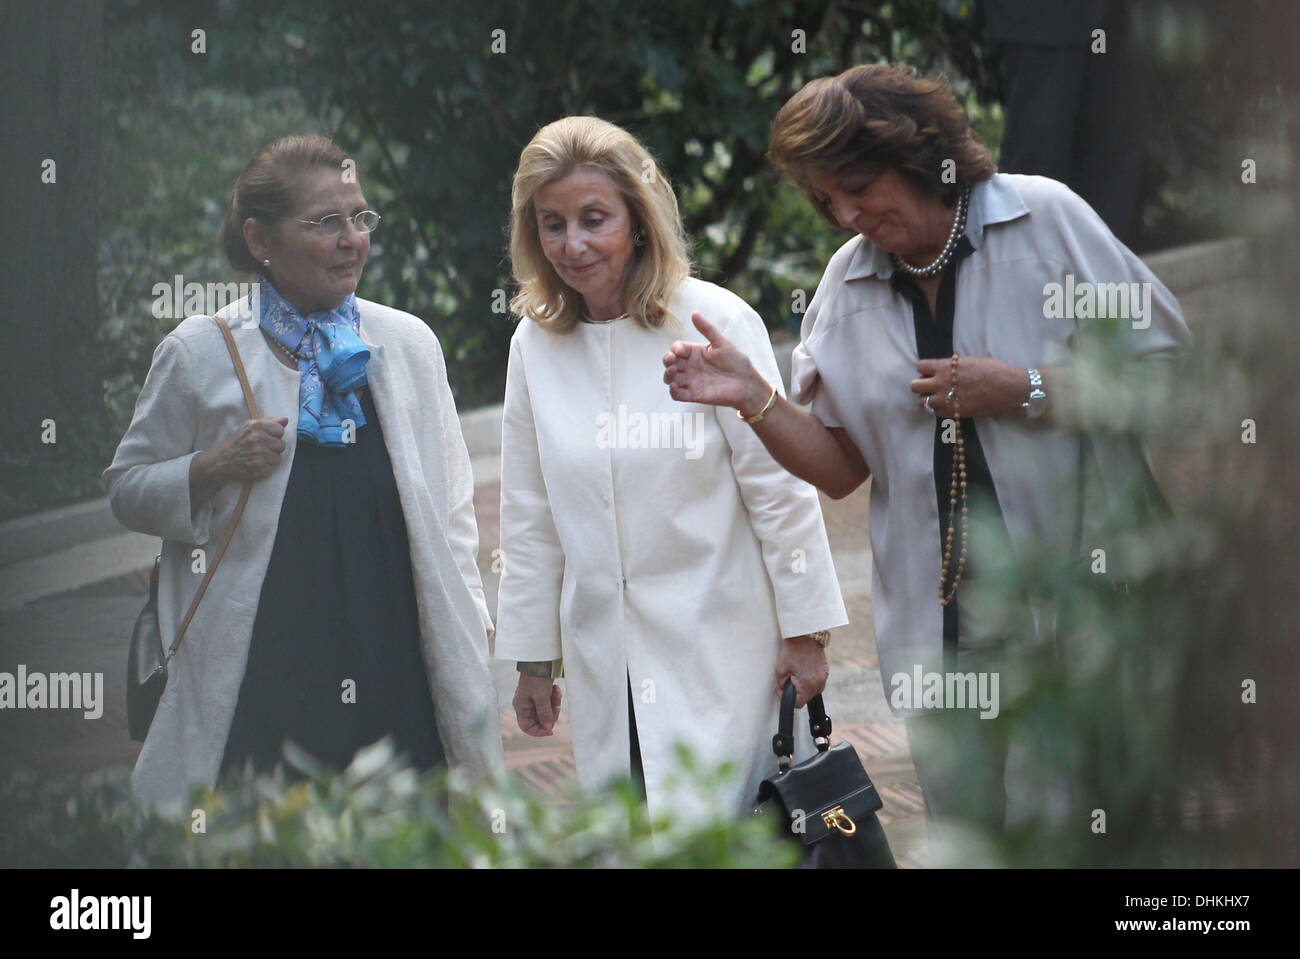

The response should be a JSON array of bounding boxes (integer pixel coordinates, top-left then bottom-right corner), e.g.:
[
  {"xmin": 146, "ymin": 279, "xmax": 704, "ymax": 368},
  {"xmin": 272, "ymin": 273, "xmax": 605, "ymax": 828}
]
[
  {"xmin": 786, "ymin": 631, "xmax": 831, "ymax": 648},
  {"xmin": 738, "ymin": 383, "xmax": 778, "ymax": 424},
  {"xmin": 516, "ymin": 660, "xmax": 554, "ymax": 678}
]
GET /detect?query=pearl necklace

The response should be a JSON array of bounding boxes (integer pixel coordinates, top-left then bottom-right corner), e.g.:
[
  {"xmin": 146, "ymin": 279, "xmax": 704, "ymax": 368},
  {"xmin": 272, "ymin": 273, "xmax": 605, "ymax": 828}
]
[
  {"xmin": 266, "ymin": 332, "xmax": 306, "ymax": 363},
  {"xmin": 891, "ymin": 187, "xmax": 970, "ymax": 279}
]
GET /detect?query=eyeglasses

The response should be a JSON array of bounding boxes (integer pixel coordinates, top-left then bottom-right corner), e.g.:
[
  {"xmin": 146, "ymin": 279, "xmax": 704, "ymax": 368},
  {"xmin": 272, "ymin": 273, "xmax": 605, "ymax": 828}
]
[{"xmin": 290, "ymin": 210, "xmax": 382, "ymax": 237}]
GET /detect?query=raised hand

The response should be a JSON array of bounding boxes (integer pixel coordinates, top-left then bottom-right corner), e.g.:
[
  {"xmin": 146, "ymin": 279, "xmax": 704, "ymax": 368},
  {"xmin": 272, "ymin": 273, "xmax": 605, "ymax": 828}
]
[{"xmin": 662, "ymin": 313, "xmax": 767, "ymax": 412}]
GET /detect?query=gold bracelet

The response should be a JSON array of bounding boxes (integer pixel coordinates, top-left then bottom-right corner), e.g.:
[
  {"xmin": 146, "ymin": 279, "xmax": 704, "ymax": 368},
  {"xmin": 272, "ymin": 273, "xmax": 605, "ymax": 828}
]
[{"xmin": 737, "ymin": 383, "xmax": 778, "ymax": 424}]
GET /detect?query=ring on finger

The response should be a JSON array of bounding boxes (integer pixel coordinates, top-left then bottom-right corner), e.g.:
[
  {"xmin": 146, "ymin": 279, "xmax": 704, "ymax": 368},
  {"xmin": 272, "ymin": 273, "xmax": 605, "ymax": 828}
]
[
  {"xmin": 946, "ymin": 387, "xmax": 956, "ymax": 404},
  {"xmin": 923, "ymin": 394, "xmax": 934, "ymax": 412}
]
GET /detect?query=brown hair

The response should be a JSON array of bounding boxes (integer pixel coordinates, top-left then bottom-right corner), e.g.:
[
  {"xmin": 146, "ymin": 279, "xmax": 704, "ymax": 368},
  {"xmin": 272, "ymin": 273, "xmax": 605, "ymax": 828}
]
[
  {"xmin": 509, "ymin": 116, "xmax": 691, "ymax": 334},
  {"xmin": 768, "ymin": 64, "xmax": 995, "ymax": 227},
  {"xmin": 220, "ymin": 134, "xmax": 356, "ymax": 275}
]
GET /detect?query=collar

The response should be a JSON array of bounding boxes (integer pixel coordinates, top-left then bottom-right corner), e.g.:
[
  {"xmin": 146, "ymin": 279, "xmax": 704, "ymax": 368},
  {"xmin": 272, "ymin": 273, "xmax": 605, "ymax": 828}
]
[{"xmin": 842, "ymin": 173, "xmax": 1030, "ymax": 281}]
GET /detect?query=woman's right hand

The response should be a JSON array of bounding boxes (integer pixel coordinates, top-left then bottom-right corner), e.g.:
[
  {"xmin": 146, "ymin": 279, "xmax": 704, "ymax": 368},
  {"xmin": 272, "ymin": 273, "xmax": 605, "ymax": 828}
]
[
  {"xmin": 190, "ymin": 417, "xmax": 289, "ymax": 507},
  {"xmin": 513, "ymin": 674, "xmax": 562, "ymax": 737},
  {"xmin": 663, "ymin": 313, "xmax": 770, "ymax": 414}
]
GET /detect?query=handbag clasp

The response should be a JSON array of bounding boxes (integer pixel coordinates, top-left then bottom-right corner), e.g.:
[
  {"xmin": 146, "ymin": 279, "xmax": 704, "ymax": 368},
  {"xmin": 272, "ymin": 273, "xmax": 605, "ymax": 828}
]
[{"xmin": 821, "ymin": 806, "xmax": 857, "ymax": 836}]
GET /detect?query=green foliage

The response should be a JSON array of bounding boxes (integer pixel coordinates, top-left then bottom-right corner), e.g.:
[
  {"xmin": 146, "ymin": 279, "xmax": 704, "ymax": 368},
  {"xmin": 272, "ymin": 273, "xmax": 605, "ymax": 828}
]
[
  {"xmin": 0, "ymin": 408, "xmax": 120, "ymax": 520},
  {"xmin": 0, "ymin": 739, "xmax": 800, "ymax": 869},
  {"xmin": 94, "ymin": 0, "xmax": 1005, "ymax": 415},
  {"xmin": 14, "ymin": 1, "xmax": 1262, "ymax": 518},
  {"xmin": 926, "ymin": 304, "xmax": 1289, "ymax": 867},
  {"xmin": 52, "ymin": 0, "xmax": 1005, "ymax": 519},
  {"xmin": 0, "ymin": 767, "xmax": 149, "ymax": 869}
]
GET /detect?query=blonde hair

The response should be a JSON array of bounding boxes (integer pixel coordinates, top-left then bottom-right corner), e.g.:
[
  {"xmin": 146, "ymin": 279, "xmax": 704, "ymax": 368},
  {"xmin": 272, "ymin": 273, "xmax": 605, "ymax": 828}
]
[{"xmin": 509, "ymin": 116, "xmax": 691, "ymax": 334}]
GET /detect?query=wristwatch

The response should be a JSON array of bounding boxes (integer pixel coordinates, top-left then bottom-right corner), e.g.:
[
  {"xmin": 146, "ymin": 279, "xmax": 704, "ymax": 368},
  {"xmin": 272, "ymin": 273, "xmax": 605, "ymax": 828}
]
[
  {"xmin": 1022, "ymin": 368, "xmax": 1047, "ymax": 420},
  {"xmin": 808, "ymin": 630, "xmax": 831, "ymax": 648},
  {"xmin": 516, "ymin": 660, "xmax": 555, "ymax": 678}
]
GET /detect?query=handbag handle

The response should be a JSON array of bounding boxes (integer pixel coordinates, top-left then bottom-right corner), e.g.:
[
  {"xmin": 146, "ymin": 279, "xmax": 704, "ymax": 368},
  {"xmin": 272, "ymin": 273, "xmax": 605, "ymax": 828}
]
[
  {"xmin": 772, "ymin": 680, "xmax": 833, "ymax": 772},
  {"xmin": 163, "ymin": 317, "xmax": 261, "ymax": 661}
]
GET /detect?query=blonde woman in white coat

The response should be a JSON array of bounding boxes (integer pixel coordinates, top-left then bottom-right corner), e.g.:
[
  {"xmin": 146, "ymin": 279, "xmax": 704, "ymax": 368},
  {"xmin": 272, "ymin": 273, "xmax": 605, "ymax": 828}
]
[
  {"xmin": 104, "ymin": 136, "xmax": 501, "ymax": 806},
  {"xmin": 497, "ymin": 116, "xmax": 848, "ymax": 822}
]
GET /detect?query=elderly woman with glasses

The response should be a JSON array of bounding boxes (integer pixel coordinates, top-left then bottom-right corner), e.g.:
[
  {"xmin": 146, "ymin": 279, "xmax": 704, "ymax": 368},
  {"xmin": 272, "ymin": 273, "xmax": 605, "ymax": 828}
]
[
  {"xmin": 663, "ymin": 64, "xmax": 1191, "ymax": 844},
  {"xmin": 105, "ymin": 134, "xmax": 501, "ymax": 805},
  {"xmin": 495, "ymin": 116, "xmax": 847, "ymax": 823}
]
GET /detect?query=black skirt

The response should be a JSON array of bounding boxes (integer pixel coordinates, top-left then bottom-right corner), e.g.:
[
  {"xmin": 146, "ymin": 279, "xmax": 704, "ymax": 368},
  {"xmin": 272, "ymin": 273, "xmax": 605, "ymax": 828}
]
[{"xmin": 220, "ymin": 388, "xmax": 445, "ymax": 779}]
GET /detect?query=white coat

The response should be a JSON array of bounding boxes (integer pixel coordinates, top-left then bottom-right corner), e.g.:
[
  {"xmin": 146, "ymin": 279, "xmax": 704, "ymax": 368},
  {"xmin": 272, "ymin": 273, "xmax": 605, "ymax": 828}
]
[
  {"xmin": 104, "ymin": 295, "xmax": 502, "ymax": 806},
  {"xmin": 494, "ymin": 277, "xmax": 848, "ymax": 822}
]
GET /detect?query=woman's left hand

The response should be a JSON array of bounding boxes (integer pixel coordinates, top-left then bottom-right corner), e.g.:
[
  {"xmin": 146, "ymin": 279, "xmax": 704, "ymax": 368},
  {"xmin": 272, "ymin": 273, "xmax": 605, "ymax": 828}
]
[
  {"xmin": 513, "ymin": 675, "xmax": 562, "ymax": 737},
  {"xmin": 775, "ymin": 636, "xmax": 829, "ymax": 708},
  {"xmin": 910, "ymin": 355, "xmax": 1027, "ymax": 420}
]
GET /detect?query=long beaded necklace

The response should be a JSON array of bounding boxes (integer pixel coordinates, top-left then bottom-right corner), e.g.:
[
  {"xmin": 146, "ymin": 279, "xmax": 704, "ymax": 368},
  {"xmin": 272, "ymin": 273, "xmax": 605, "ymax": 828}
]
[
  {"xmin": 892, "ymin": 187, "xmax": 970, "ymax": 279},
  {"xmin": 939, "ymin": 353, "xmax": 968, "ymax": 606}
]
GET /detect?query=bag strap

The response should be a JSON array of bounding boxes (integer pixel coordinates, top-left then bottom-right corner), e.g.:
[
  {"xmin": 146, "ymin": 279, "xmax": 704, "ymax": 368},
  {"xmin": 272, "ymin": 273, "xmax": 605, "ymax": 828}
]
[
  {"xmin": 213, "ymin": 316, "xmax": 262, "ymax": 419},
  {"xmin": 772, "ymin": 680, "xmax": 833, "ymax": 771},
  {"xmin": 164, "ymin": 317, "xmax": 261, "ymax": 660}
]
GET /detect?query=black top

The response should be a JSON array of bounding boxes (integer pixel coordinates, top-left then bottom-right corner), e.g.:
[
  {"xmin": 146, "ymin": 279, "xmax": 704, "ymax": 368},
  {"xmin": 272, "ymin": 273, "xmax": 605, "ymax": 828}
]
[
  {"xmin": 220, "ymin": 388, "xmax": 445, "ymax": 778},
  {"xmin": 891, "ymin": 237, "xmax": 1015, "ymax": 670}
]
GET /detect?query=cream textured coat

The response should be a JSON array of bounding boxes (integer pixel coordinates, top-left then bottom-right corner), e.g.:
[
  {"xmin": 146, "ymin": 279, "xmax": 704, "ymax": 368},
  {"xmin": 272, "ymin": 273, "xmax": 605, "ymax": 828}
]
[
  {"xmin": 104, "ymin": 295, "xmax": 502, "ymax": 806},
  {"xmin": 494, "ymin": 278, "xmax": 848, "ymax": 821}
]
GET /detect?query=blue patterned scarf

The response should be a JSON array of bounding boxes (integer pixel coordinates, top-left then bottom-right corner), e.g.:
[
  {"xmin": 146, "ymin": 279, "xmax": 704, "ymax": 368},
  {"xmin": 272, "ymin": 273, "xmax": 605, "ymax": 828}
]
[{"xmin": 258, "ymin": 279, "xmax": 369, "ymax": 447}]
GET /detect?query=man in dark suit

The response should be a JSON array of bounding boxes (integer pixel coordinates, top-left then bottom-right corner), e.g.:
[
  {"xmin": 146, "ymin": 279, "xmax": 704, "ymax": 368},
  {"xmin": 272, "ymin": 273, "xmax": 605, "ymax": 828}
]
[{"xmin": 985, "ymin": 0, "xmax": 1148, "ymax": 245}]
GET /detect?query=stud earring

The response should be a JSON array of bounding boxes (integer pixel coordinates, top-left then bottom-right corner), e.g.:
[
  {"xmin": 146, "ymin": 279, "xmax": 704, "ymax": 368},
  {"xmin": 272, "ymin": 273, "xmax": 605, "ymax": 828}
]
[
  {"xmin": 633, "ymin": 229, "xmax": 645, "ymax": 247},
  {"xmin": 263, "ymin": 258, "xmax": 271, "ymax": 266}
]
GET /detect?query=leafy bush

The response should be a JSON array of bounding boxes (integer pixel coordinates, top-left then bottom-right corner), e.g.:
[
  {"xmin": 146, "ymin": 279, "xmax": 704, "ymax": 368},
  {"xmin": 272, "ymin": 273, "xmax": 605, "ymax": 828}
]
[
  {"xmin": 0, "ymin": 739, "xmax": 800, "ymax": 869},
  {"xmin": 928, "ymin": 296, "xmax": 1298, "ymax": 867}
]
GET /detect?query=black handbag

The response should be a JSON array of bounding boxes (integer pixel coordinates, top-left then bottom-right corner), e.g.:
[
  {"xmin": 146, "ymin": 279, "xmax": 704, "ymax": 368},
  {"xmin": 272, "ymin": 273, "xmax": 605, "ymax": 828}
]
[
  {"xmin": 126, "ymin": 316, "xmax": 260, "ymax": 741},
  {"xmin": 752, "ymin": 681, "xmax": 897, "ymax": 868}
]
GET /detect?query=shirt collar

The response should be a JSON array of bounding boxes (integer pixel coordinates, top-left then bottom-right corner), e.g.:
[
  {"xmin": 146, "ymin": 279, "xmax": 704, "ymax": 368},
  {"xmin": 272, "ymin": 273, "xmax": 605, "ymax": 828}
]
[{"xmin": 842, "ymin": 172, "xmax": 1030, "ymax": 281}]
